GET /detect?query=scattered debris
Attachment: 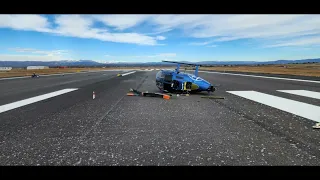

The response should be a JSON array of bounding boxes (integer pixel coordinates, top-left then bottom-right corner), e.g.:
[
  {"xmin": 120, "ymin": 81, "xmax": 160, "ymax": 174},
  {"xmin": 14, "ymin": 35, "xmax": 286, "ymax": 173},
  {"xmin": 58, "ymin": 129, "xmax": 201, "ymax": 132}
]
[
  {"xmin": 127, "ymin": 92, "xmax": 138, "ymax": 96},
  {"xmin": 312, "ymin": 123, "xmax": 320, "ymax": 129},
  {"xmin": 177, "ymin": 94, "xmax": 190, "ymax": 96},
  {"xmin": 168, "ymin": 93, "xmax": 190, "ymax": 97},
  {"xmin": 127, "ymin": 88, "xmax": 170, "ymax": 100}
]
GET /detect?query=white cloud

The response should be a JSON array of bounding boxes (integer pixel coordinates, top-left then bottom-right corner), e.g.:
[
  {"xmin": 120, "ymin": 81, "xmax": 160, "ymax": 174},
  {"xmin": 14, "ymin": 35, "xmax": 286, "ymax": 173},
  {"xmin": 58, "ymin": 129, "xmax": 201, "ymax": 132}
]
[
  {"xmin": 146, "ymin": 15, "xmax": 320, "ymax": 47},
  {"xmin": 136, "ymin": 53, "xmax": 176, "ymax": 58},
  {"xmin": 53, "ymin": 15, "xmax": 160, "ymax": 45},
  {"xmin": 0, "ymin": 15, "xmax": 164, "ymax": 46},
  {"xmin": 92, "ymin": 15, "xmax": 152, "ymax": 30},
  {"xmin": 156, "ymin": 36, "xmax": 166, "ymax": 40},
  {"xmin": 0, "ymin": 54, "xmax": 69, "ymax": 61},
  {"xmin": 265, "ymin": 36, "xmax": 320, "ymax": 47},
  {"xmin": 90, "ymin": 53, "xmax": 177, "ymax": 63},
  {"xmin": 207, "ymin": 45, "xmax": 217, "ymax": 48},
  {"xmin": 189, "ymin": 41, "xmax": 212, "ymax": 46},
  {"xmin": 0, "ymin": 15, "xmax": 52, "ymax": 32},
  {"xmin": 150, "ymin": 15, "xmax": 210, "ymax": 34},
  {"xmin": 9, "ymin": 47, "xmax": 69, "ymax": 55},
  {"xmin": 0, "ymin": 47, "xmax": 72, "ymax": 61},
  {"xmin": 156, "ymin": 53, "xmax": 176, "ymax": 57},
  {"xmin": 2, "ymin": 14, "xmax": 320, "ymax": 47}
]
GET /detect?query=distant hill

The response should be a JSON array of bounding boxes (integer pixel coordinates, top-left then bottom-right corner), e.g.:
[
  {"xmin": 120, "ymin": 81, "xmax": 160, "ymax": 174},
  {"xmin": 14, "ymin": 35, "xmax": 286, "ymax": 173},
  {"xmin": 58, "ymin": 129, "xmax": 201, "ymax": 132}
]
[{"xmin": 0, "ymin": 58, "xmax": 319, "ymax": 67}]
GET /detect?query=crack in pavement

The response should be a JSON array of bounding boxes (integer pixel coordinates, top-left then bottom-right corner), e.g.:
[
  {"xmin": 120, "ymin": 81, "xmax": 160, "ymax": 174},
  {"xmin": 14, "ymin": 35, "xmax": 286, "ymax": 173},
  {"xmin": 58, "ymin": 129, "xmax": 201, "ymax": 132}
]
[
  {"xmin": 207, "ymin": 98, "xmax": 320, "ymax": 160},
  {"xmin": 58, "ymin": 75, "xmax": 150, "ymax": 165}
]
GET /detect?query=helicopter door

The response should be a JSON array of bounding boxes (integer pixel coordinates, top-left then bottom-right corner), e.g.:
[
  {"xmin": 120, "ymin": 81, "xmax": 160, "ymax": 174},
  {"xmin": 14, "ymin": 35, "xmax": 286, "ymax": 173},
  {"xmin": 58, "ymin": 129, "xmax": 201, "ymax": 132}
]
[
  {"xmin": 164, "ymin": 74, "xmax": 173, "ymax": 82},
  {"xmin": 183, "ymin": 82, "xmax": 192, "ymax": 90},
  {"xmin": 171, "ymin": 80, "xmax": 180, "ymax": 89}
]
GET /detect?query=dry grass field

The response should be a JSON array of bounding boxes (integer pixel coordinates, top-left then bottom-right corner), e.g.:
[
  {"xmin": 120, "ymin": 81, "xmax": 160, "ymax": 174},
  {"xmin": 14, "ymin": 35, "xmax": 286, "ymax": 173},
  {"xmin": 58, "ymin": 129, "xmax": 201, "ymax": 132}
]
[
  {"xmin": 0, "ymin": 68, "xmax": 105, "ymax": 78},
  {"xmin": 200, "ymin": 63, "xmax": 320, "ymax": 77},
  {"xmin": 0, "ymin": 66, "xmax": 174, "ymax": 78}
]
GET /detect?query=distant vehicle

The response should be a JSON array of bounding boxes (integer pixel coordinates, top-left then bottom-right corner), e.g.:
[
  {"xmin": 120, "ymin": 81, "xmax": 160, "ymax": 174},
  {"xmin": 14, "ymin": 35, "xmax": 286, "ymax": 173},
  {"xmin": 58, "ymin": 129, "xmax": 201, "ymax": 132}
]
[
  {"xmin": 156, "ymin": 60, "xmax": 216, "ymax": 94},
  {"xmin": 31, "ymin": 73, "xmax": 40, "ymax": 78}
]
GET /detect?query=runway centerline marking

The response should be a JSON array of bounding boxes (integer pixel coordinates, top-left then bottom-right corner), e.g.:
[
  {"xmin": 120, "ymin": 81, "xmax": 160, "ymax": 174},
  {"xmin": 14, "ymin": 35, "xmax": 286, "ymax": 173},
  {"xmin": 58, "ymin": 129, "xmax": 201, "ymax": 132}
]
[
  {"xmin": 197, "ymin": 71, "xmax": 320, "ymax": 84},
  {"xmin": 227, "ymin": 90, "xmax": 320, "ymax": 122},
  {"xmin": 277, "ymin": 90, "xmax": 320, "ymax": 100},
  {"xmin": 0, "ymin": 88, "xmax": 78, "ymax": 114}
]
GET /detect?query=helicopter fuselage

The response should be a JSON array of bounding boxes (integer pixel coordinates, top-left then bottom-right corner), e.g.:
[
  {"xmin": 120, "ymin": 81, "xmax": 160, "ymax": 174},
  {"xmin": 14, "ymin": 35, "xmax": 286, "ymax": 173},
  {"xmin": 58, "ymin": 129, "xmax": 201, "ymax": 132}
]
[{"xmin": 155, "ymin": 70, "xmax": 215, "ymax": 93}]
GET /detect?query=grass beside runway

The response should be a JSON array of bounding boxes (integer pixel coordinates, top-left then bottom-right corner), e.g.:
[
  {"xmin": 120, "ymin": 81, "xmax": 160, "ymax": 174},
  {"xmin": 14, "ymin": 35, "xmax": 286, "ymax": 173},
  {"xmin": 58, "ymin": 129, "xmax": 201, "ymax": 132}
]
[
  {"xmin": 200, "ymin": 63, "xmax": 320, "ymax": 77},
  {"xmin": 0, "ymin": 68, "xmax": 107, "ymax": 78},
  {"xmin": 0, "ymin": 66, "xmax": 175, "ymax": 78}
]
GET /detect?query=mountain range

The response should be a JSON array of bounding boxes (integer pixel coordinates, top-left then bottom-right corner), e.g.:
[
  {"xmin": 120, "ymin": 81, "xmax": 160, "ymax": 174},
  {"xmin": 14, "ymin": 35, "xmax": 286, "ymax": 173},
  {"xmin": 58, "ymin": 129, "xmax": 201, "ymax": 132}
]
[{"xmin": 0, "ymin": 58, "xmax": 319, "ymax": 68}]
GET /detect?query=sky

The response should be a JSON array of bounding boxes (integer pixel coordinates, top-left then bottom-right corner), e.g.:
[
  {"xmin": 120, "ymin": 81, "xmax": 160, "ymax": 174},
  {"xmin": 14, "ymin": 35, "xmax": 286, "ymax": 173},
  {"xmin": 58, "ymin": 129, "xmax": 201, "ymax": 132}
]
[{"xmin": 0, "ymin": 14, "xmax": 320, "ymax": 63}]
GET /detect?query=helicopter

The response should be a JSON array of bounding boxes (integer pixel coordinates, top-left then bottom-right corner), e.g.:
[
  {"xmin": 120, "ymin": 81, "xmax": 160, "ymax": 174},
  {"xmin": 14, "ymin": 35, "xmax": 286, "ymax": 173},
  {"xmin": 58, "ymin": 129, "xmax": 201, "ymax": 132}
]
[
  {"xmin": 31, "ymin": 73, "xmax": 40, "ymax": 78},
  {"xmin": 156, "ymin": 60, "xmax": 216, "ymax": 94}
]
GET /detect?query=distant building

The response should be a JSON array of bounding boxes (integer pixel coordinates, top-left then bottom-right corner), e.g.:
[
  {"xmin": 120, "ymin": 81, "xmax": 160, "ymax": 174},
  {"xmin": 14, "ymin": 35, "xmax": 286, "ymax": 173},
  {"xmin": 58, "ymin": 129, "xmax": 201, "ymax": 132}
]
[
  {"xmin": 0, "ymin": 67, "xmax": 12, "ymax": 71},
  {"xmin": 26, "ymin": 66, "xmax": 49, "ymax": 70}
]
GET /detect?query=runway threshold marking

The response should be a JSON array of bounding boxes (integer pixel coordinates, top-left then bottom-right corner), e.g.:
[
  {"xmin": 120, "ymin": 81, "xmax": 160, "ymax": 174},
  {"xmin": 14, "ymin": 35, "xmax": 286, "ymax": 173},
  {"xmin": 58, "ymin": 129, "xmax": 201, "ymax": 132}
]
[
  {"xmin": 0, "ymin": 88, "xmax": 78, "ymax": 114},
  {"xmin": 227, "ymin": 90, "xmax": 320, "ymax": 122},
  {"xmin": 198, "ymin": 71, "xmax": 320, "ymax": 84},
  {"xmin": 277, "ymin": 90, "xmax": 320, "ymax": 100}
]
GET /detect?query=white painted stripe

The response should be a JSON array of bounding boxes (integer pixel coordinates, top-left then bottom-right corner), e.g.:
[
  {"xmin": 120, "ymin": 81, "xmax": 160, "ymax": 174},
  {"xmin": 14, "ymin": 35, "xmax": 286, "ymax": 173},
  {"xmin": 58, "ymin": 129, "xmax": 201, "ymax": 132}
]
[
  {"xmin": 0, "ymin": 88, "xmax": 78, "ymax": 114},
  {"xmin": 277, "ymin": 90, "xmax": 320, "ymax": 100},
  {"xmin": 227, "ymin": 90, "xmax": 320, "ymax": 122},
  {"xmin": 0, "ymin": 76, "xmax": 27, "ymax": 80},
  {"xmin": 121, "ymin": 71, "xmax": 136, "ymax": 76},
  {"xmin": 196, "ymin": 71, "xmax": 320, "ymax": 84}
]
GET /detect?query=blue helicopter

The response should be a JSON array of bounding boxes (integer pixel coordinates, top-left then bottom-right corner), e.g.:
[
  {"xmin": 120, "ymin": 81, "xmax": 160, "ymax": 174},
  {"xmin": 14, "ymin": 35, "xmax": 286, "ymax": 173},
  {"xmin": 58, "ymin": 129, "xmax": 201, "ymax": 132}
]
[{"xmin": 156, "ymin": 60, "xmax": 216, "ymax": 94}]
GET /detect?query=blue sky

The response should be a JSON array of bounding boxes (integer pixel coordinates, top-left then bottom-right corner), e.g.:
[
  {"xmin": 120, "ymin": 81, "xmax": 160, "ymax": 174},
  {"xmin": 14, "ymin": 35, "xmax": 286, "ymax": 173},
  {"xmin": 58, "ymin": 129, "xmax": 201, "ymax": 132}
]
[{"xmin": 0, "ymin": 14, "xmax": 320, "ymax": 63}]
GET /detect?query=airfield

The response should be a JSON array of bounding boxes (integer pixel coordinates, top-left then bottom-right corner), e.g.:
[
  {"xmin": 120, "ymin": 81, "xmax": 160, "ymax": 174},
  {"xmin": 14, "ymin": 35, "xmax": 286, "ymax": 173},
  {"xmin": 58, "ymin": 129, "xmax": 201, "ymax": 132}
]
[{"xmin": 0, "ymin": 68, "xmax": 320, "ymax": 165}]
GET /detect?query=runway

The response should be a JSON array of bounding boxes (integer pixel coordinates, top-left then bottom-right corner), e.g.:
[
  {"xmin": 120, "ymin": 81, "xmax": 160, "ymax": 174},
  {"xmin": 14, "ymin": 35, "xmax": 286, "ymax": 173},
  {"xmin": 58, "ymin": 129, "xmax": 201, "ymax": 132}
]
[{"xmin": 0, "ymin": 69, "xmax": 320, "ymax": 165}]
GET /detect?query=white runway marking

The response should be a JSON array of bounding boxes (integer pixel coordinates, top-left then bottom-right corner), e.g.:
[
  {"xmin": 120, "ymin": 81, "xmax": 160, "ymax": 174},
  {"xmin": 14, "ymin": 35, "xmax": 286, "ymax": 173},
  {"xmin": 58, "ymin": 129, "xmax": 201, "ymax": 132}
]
[
  {"xmin": 227, "ymin": 90, "xmax": 320, "ymax": 122},
  {"xmin": 0, "ymin": 88, "xmax": 78, "ymax": 114},
  {"xmin": 277, "ymin": 90, "xmax": 320, "ymax": 100},
  {"xmin": 121, "ymin": 71, "xmax": 136, "ymax": 76},
  {"xmin": 198, "ymin": 71, "xmax": 320, "ymax": 84}
]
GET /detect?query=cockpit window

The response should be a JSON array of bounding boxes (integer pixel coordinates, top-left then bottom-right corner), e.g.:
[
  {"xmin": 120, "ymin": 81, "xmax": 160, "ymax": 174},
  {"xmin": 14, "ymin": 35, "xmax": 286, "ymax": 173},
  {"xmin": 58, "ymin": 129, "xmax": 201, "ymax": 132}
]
[
  {"xmin": 188, "ymin": 74, "xmax": 202, "ymax": 81},
  {"xmin": 156, "ymin": 71, "xmax": 164, "ymax": 78},
  {"xmin": 188, "ymin": 74, "xmax": 196, "ymax": 80}
]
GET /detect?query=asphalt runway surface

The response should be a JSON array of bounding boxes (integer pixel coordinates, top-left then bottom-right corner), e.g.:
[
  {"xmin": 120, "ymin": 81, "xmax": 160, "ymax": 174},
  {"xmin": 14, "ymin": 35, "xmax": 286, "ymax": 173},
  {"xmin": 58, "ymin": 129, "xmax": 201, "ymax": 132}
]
[{"xmin": 0, "ymin": 69, "xmax": 320, "ymax": 165}]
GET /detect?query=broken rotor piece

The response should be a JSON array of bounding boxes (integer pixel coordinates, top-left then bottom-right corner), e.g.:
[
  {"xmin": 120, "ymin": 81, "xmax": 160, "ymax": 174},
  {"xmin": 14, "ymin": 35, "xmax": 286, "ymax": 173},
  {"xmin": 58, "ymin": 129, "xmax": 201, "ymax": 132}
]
[{"xmin": 127, "ymin": 88, "xmax": 170, "ymax": 100}]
